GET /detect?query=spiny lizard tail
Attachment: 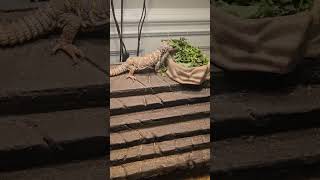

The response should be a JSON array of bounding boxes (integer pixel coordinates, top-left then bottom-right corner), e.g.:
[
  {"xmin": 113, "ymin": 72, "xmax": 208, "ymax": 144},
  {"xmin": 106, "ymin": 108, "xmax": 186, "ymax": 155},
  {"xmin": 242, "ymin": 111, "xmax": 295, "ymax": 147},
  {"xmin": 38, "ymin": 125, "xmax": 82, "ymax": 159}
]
[
  {"xmin": 0, "ymin": 0, "xmax": 108, "ymax": 61},
  {"xmin": 110, "ymin": 40, "xmax": 175, "ymax": 80}
]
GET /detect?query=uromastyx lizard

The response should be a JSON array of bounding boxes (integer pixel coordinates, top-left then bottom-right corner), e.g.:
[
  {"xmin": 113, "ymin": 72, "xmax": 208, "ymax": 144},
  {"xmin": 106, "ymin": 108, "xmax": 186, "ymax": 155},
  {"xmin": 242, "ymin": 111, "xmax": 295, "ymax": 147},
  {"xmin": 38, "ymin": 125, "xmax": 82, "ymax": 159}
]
[{"xmin": 110, "ymin": 40, "xmax": 176, "ymax": 80}]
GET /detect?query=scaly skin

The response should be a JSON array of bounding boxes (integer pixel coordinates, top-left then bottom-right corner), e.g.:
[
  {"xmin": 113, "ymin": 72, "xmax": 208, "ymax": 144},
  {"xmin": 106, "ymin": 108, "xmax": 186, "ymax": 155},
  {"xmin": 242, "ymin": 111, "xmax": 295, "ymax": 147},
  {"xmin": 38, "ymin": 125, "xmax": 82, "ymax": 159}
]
[
  {"xmin": 0, "ymin": 0, "xmax": 108, "ymax": 61},
  {"xmin": 110, "ymin": 41, "xmax": 175, "ymax": 80}
]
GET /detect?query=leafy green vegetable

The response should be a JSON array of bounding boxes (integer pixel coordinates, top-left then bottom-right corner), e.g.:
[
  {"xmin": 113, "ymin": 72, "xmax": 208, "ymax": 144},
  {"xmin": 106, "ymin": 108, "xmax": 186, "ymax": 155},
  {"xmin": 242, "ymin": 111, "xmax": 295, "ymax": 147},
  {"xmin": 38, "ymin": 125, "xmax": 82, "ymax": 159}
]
[
  {"xmin": 215, "ymin": 0, "xmax": 313, "ymax": 18},
  {"xmin": 167, "ymin": 38, "xmax": 209, "ymax": 68}
]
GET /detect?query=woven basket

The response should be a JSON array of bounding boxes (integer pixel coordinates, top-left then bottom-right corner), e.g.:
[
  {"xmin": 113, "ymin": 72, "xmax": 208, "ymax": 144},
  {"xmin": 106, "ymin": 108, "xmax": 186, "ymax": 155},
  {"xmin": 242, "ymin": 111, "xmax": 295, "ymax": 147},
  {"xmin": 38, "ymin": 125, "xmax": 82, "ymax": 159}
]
[
  {"xmin": 305, "ymin": 0, "xmax": 320, "ymax": 59},
  {"xmin": 165, "ymin": 54, "xmax": 210, "ymax": 85},
  {"xmin": 212, "ymin": 2, "xmax": 314, "ymax": 74}
]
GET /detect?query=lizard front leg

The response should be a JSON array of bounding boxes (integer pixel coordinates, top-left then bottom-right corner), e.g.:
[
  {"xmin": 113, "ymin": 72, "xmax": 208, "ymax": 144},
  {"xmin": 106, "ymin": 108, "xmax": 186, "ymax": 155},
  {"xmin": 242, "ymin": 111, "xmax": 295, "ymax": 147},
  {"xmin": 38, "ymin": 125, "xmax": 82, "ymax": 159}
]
[
  {"xmin": 155, "ymin": 48, "xmax": 177, "ymax": 72},
  {"xmin": 126, "ymin": 65, "xmax": 137, "ymax": 81},
  {"xmin": 155, "ymin": 51, "xmax": 170, "ymax": 73},
  {"xmin": 53, "ymin": 13, "xmax": 84, "ymax": 62}
]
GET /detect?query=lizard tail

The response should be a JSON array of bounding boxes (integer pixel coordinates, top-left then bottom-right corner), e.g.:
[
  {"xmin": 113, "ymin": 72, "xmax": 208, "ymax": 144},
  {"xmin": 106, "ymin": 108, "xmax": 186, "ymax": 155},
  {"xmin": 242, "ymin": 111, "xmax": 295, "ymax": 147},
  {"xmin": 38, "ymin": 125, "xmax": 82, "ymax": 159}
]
[
  {"xmin": 110, "ymin": 63, "xmax": 129, "ymax": 77},
  {"xmin": 0, "ymin": 8, "xmax": 56, "ymax": 46}
]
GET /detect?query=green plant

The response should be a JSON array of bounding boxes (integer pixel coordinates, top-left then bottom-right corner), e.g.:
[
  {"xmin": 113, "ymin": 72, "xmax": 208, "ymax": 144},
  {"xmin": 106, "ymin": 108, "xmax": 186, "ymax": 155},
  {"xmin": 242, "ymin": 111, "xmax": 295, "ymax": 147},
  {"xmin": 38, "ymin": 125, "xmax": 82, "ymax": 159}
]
[
  {"xmin": 168, "ymin": 38, "xmax": 209, "ymax": 68},
  {"xmin": 215, "ymin": 0, "xmax": 313, "ymax": 18}
]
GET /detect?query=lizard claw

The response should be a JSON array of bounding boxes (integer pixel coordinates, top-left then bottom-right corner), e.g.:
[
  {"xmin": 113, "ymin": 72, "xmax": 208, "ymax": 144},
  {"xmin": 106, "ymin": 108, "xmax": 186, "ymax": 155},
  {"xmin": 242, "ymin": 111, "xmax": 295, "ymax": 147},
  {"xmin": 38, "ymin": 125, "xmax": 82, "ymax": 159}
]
[
  {"xmin": 52, "ymin": 42, "xmax": 84, "ymax": 64},
  {"xmin": 126, "ymin": 75, "xmax": 136, "ymax": 82}
]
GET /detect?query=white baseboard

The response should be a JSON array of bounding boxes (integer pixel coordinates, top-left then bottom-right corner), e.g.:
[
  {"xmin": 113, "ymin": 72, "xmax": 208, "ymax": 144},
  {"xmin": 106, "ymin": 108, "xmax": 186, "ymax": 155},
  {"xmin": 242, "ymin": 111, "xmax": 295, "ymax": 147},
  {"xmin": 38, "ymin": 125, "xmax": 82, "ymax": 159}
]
[{"xmin": 110, "ymin": 8, "xmax": 210, "ymax": 24}]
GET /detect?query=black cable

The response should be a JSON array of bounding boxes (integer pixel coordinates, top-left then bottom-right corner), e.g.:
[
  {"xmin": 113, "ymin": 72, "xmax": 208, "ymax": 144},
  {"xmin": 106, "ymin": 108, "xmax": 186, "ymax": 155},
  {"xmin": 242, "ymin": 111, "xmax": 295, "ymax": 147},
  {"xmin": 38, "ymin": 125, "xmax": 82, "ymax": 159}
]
[
  {"xmin": 110, "ymin": 0, "xmax": 129, "ymax": 62},
  {"xmin": 137, "ymin": 0, "xmax": 146, "ymax": 56},
  {"xmin": 120, "ymin": 0, "xmax": 123, "ymax": 61},
  {"xmin": 136, "ymin": 0, "xmax": 147, "ymax": 56}
]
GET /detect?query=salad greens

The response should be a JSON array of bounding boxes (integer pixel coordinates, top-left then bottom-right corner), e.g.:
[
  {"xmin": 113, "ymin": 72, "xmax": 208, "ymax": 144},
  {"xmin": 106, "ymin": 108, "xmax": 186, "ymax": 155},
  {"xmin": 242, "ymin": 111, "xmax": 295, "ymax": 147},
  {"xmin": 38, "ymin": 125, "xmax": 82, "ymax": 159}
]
[{"xmin": 167, "ymin": 38, "xmax": 209, "ymax": 68}]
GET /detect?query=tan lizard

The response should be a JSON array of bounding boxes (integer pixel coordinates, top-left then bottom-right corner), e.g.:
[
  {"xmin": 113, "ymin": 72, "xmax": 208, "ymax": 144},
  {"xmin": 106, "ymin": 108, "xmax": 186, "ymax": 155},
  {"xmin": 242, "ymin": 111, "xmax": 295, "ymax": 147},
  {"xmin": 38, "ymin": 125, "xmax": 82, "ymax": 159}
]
[
  {"xmin": 110, "ymin": 40, "xmax": 175, "ymax": 80},
  {"xmin": 0, "ymin": 0, "xmax": 108, "ymax": 61}
]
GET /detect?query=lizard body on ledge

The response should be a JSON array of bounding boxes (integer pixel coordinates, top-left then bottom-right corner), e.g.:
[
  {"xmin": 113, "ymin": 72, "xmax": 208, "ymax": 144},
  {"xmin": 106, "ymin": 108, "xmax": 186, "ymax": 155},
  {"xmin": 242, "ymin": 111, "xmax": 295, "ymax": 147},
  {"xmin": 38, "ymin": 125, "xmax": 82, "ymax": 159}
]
[
  {"xmin": 110, "ymin": 41, "xmax": 175, "ymax": 80},
  {"xmin": 0, "ymin": 0, "xmax": 108, "ymax": 61}
]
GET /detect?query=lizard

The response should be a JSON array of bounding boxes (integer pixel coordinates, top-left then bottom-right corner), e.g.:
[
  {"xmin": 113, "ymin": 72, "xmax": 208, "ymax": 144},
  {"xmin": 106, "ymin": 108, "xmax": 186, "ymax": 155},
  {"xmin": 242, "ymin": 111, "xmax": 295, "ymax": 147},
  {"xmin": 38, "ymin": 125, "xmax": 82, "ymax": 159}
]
[
  {"xmin": 110, "ymin": 40, "xmax": 176, "ymax": 80},
  {"xmin": 0, "ymin": 0, "xmax": 108, "ymax": 62}
]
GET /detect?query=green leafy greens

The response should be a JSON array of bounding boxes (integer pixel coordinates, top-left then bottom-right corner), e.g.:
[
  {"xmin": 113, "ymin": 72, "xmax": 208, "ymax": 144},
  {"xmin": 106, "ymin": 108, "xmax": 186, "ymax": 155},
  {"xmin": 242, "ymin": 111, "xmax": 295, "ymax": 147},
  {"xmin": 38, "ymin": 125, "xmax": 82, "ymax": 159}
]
[
  {"xmin": 215, "ymin": 0, "xmax": 313, "ymax": 18},
  {"xmin": 168, "ymin": 38, "xmax": 209, "ymax": 68}
]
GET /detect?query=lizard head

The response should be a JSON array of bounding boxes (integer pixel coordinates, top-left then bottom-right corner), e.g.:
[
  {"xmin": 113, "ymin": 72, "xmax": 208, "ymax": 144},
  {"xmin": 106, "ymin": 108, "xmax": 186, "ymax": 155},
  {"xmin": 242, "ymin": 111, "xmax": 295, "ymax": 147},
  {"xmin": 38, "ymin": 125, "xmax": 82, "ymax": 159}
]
[{"xmin": 159, "ymin": 40, "xmax": 176, "ymax": 54}]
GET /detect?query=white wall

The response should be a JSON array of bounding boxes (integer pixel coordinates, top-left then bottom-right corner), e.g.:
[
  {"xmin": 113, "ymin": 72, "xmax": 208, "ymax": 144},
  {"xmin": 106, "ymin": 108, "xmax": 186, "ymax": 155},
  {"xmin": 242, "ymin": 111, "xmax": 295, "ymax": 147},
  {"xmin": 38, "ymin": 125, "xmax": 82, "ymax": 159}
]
[
  {"xmin": 110, "ymin": 0, "xmax": 210, "ymax": 64},
  {"xmin": 112, "ymin": 0, "xmax": 210, "ymax": 9}
]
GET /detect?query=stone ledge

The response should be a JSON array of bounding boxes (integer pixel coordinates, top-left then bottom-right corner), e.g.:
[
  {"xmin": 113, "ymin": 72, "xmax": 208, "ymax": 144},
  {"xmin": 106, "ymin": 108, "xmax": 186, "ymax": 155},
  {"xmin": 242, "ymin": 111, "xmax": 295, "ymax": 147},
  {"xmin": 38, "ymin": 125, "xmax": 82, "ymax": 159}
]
[
  {"xmin": 213, "ymin": 60, "xmax": 320, "ymax": 95},
  {"xmin": 111, "ymin": 102, "xmax": 210, "ymax": 132},
  {"xmin": 212, "ymin": 128, "xmax": 320, "ymax": 175},
  {"xmin": 111, "ymin": 148, "xmax": 210, "ymax": 180},
  {"xmin": 111, "ymin": 134, "xmax": 210, "ymax": 166},
  {"xmin": 0, "ymin": 107, "xmax": 107, "ymax": 171},
  {"xmin": 110, "ymin": 118, "xmax": 210, "ymax": 150},
  {"xmin": 111, "ymin": 88, "xmax": 210, "ymax": 115},
  {"xmin": 213, "ymin": 85, "xmax": 320, "ymax": 140},
  {"xmin": 0, "ymin": 158, "xmax": 106, "ymax": 180}
]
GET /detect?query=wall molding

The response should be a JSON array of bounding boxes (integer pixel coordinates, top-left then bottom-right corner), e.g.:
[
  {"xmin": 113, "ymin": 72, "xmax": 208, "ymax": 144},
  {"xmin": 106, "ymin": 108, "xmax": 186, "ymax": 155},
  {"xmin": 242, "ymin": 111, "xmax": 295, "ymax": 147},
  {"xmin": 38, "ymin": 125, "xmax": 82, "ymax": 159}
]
[
  {"xmin": 111, "ymin": 31, "xmax": 210, "ymax": 39},
  {"xmin": 110, "ymin": 46, "xmax": 210, "ymax": 57},
  {"xmin": 110, "ymin": 8, "xmax": 210, "ymax": 38},
  {"xmin": 110, "ymin": 49, "xmax": 144, "ymax": 57},
  {"xmin": 110, "ymin": 8, "xmax": 210, "ymax": 24}
]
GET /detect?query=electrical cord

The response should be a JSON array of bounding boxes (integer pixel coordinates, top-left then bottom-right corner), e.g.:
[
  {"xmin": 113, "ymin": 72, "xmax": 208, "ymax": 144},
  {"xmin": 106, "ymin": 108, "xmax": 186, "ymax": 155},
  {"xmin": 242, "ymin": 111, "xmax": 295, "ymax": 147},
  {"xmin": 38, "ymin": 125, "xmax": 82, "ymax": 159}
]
[
  {"xmin": 136, "ymin": 0, "xmax": 147, "ymax": 56},
  {"xmin": 111, "ymin": 0, "xmax": 129, "ymax": 62},
  {"xmin": 110, "ymin": 0, "xmax": 146, "ymax": 60},
  {"xmin": 120, "ymin": 0, "xmax": 124, "ymax": 61}
]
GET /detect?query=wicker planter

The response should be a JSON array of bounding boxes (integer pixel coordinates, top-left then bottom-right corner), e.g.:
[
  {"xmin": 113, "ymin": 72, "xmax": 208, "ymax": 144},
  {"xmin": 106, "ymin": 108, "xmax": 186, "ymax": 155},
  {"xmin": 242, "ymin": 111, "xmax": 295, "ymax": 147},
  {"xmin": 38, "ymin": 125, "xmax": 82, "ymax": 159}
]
[
  {"xmin": 305, "ymin": 0, "xmax": 320, "ymax": 59},
  {"xmin": 212, "ymin": 2, "xmax": 314, "ymax": 74},
  {"xmin": 165, "ymin": 54, "xmax": 210, "ymax": 85}
]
